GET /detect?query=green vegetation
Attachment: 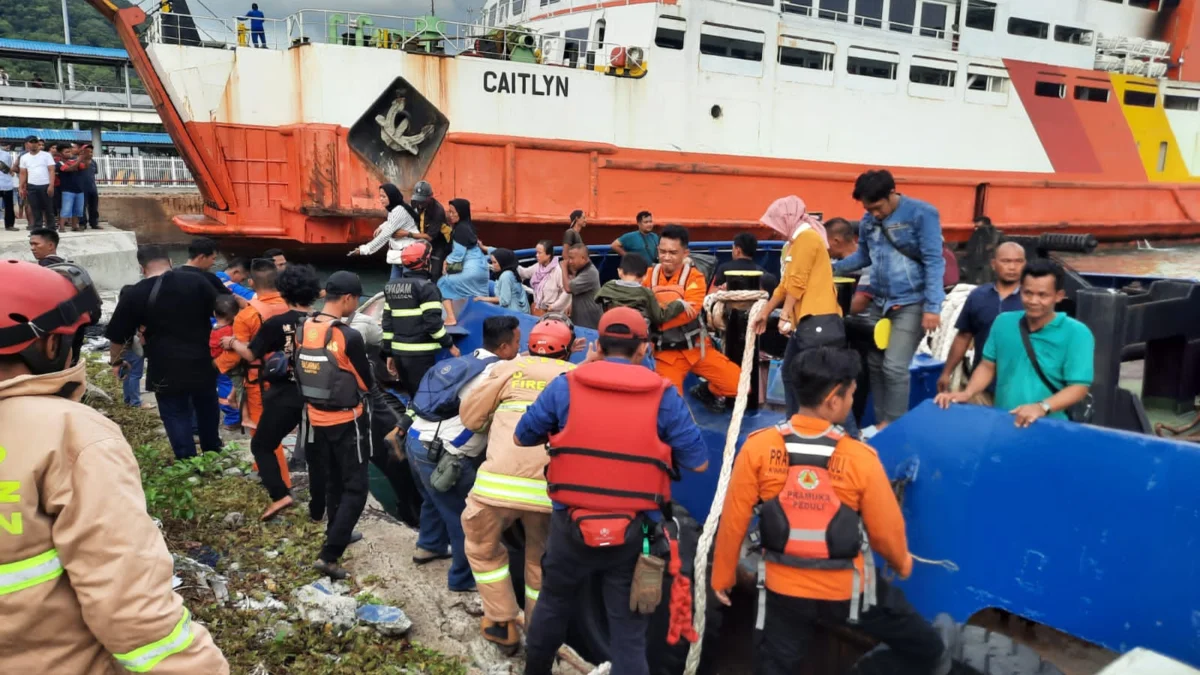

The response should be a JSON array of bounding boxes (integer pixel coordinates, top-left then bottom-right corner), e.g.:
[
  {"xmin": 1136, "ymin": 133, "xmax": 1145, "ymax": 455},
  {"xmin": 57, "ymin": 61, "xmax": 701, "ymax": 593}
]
[{"xmin": 84, "ymin": 359, "xmax": 466, "ymax": 675}]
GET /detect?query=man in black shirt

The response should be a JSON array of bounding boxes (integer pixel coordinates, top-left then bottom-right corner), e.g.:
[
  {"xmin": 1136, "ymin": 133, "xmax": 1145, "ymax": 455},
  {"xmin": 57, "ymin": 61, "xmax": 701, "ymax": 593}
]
[
  {"xmin": 105, "ymin": 245, "xmax": 220, "ymax": 459},
  {"xmin": 711, "ymin": 232, "xmax": 775, "ymax": 295},
  {"xmin": 223, "ymin": 263, "xmax": 321, "ymax": 521},
  {"xmin": 179, "ymin": 237, "xmax": 235, "ymax": 298},
  {"xmin": 410, "ymin": 181, "xmax": 448, "ymax": 281}
]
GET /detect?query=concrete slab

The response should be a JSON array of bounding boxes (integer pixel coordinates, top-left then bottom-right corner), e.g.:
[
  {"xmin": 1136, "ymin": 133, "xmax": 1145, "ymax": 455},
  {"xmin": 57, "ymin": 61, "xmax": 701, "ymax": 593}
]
[{"xmin": 0, "ymin": 224, "xmax": 140, "ymax": 292}]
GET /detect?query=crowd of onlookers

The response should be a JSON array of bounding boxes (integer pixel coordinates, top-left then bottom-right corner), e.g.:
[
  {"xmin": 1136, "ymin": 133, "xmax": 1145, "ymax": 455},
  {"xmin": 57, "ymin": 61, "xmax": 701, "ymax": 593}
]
[{"xmin": 0, "ymin": 135, "xmax": 101, "ymax": 233}]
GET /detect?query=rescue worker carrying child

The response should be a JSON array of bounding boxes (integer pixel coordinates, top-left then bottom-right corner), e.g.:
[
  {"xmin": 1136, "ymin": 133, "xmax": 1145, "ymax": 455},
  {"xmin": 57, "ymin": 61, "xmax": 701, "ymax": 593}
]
[
  {"xmin": 0, "ymin": 261, "xmax": 229, "ymax": 672},
  {"xmin": 711, "ymin": 346, "xmax": 954, "ymax": 675},
  {"xmin": 459, "ymin": 313, "xmax": 581, "ymax": 652},
  {"xmin": 295, "ymin": 271, "xmax": 374, "ymax": 579},
  {"xmin": 514, "ymin": 307, "xmax": 709, "ymax": 675}
]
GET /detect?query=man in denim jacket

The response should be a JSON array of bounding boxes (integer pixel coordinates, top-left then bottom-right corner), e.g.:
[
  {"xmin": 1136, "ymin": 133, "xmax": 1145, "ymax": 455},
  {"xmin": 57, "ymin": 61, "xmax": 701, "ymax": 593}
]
[{"xmin": 833, "ymin": 170, "xmax": 945, "ymax": 428}]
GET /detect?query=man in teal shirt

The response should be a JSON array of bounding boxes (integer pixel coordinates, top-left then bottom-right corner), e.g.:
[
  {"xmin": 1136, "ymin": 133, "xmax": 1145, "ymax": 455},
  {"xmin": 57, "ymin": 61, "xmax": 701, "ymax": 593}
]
[
  {"xmin": 610, "ymin": 210, "xmax": 658, "ymax": 263},
  {"xmin": 935, "ymin": 259, "xmax": 1094, "ymax": 427}
]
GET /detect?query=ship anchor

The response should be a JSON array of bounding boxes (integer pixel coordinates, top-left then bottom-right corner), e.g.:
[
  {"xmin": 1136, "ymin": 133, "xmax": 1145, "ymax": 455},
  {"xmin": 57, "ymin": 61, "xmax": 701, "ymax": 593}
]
[{"xmin": 375, "ymin": 95, "xmax": 435, "ymax": 156}]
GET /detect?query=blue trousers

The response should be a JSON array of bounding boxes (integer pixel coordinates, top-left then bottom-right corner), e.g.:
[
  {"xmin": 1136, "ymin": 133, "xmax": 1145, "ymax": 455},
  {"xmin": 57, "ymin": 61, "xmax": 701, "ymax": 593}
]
[
  {"xmin": 122, "ymin": 351, "xmax": 144, "ymax": 407},
  {"xmin": 406, "ymin": 432, "xmax": 478, "ymax": 592},
  {"xmin": 216, "ymin": 373, "xmax": 241, "ymax": 426}
]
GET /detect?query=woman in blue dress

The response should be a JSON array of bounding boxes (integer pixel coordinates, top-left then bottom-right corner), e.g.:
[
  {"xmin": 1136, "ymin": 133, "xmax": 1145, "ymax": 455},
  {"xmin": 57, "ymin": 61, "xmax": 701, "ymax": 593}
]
[
  {"xmin": 437, "ymin": 198, "xmax": 490, "ymax": 323},
  {"xmin": 476, "ymin": 247, "xmax": 531, "ymax": 313}
]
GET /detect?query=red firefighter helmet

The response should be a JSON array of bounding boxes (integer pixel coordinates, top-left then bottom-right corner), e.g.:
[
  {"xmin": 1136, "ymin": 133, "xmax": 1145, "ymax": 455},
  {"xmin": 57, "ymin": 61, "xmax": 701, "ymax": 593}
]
[
  {"xmin": 0, "ymin": 260, "xmax": 101, "ymax": 368},
  {"xmin": 401, "ymin": 241, "xmax": 431, "ymax": 270},
  {"xmin": 529, "ymin": 313, "xmax": 574, "ymax": 357}
]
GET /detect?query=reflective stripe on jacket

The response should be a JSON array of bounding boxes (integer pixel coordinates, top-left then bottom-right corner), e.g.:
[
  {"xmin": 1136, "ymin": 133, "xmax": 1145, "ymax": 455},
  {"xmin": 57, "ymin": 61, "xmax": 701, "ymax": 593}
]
[{"xmin": 381, "ymin": 274, "xmax": 452, "ymax": 355}]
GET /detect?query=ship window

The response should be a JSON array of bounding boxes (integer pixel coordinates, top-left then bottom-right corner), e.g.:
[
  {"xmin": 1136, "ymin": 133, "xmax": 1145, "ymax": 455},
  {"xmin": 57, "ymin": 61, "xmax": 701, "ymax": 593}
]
[
  {"xmin": 563, "ymin": 27, "xmax": 588, "ymax": 67},
  {"xmin": 1130, "ymin": 0, "xmax": 1159, "ymax": 9},
  {"xmin": 1075, "ymin": 86, "xmax": 1110, "ymax": 102},
  {"xmin": 855, "ymin": 0, "xmax": 883, "ymax": 28},
  {"xmin": 1034, "ymin": 81, "xmax": 1065, "ymax": 98},
  {"xmin": 1158, "ymin": 142, "xmax": 1168, "ymax": 172},
  {"xmin": 888, "ymin": 0, "xmax": 915, "ymax": 34},
  {"xmin": 781, "ymin": 0, "xmax": 813, "ymax": 16},
  {"xmin": 910, "ymin": 64, "xmax": 955, "ymax": 87},
  {"xmin": 847, "ymin": 53, "xmax": 897, "ymax": 80},
  {"xmin": 1008, "ymin": 17, "xmax": 1049, "ymax": 40},
  {"xmin": 499, "ymin": 1, "xmax": 509, "ymax": 24},
  {"xmin": 817, "ymin": 0, "xmax": 849, "ymax": 22},
  {"xmin": 1124, "ymin": 90, "xmax": 1157, "ymax": 107},
  {"xmin": 779, "ymin": 45, "xmax": 834, "ymax": 70},
  {"xmin": 739, "ymin": 0, "xmax": 775, "ymax": 7},
  {"xmin": 1054, "ymin": 25, "xmax": 1093, "ymax": 45},
  {"xmin": 1165, "ymin": 94, "xmax": 1200, "ymax": 111},
  {"xmin": 700, "ymin": 33, "xmax": 764, "ymax": 62},
  {"xmin": 919, "ymin": 3, "xmax": 948, "ymax": 38},
  {"xmin": 656, "ymin": 17, "xmax": 686, "ymax": 50},
  {"xmin": 512, "ymin": 0, "xmax": 525, "ymax": 15},
  {"xmin": 967, "ymin": 73, "xmax": 1008, "ymax": 93},
  {"xmin": 964, "ymin": 1, "xmax": 996, "ymax": 31}
]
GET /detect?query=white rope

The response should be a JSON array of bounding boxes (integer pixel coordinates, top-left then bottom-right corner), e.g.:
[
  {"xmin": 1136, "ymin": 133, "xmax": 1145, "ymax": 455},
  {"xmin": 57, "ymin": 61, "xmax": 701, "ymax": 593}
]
[
  {"xmin": 917, "ymin": 284, "xmax": 975, "ymax": 390},
  {"xmin": 685, "ymin": 289, "xmax": 770, "ymax": 675},
  {"xmin": 912, "ymin": 554, "xmax": 959, "ymax": 573}
]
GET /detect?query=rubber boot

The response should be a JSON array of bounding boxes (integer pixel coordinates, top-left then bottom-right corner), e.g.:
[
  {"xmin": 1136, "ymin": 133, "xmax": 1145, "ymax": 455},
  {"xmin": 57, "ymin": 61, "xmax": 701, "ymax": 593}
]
[{"xmin": 480, "ymin": 618, "xmax": 520, "ymax": 655}]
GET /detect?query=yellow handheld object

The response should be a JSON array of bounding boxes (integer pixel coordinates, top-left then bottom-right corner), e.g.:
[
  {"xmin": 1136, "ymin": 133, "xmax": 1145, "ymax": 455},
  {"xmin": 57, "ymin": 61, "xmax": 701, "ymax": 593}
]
[{"xmin": 874, "ymin": 318, "xmax": 891, "ymax": 350}]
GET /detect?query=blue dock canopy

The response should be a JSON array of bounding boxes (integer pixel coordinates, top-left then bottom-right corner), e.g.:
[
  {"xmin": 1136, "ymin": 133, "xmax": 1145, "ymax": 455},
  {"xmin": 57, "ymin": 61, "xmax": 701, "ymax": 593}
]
[{"xmin": 0, "ymin": 38, "xmax": 130, "ymax": 65}]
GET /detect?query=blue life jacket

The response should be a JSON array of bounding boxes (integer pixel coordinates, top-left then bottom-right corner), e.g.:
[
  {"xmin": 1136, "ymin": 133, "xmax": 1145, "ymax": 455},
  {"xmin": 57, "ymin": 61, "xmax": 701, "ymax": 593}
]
[{"xmin": 411, "ymin": 353, "xmax": 499, "ymax": 422}]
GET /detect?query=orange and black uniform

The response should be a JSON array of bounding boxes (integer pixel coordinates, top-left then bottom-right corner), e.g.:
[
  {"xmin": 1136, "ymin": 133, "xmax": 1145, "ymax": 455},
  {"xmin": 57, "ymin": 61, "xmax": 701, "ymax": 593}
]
[
  {"xmin": 297, "ymin": 315, "xmax": 374, "ymax": 564},
  {"xmin": 643, "ymin": 263, "xmax": 741, "ymax": 397},
  {"xmin": 711, "ymin": 415, "xmax": 944, "ymax": 675}
]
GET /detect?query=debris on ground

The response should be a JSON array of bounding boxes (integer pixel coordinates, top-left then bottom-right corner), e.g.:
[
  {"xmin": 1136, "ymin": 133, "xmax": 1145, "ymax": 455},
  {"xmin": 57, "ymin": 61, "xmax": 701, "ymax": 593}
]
[
  {"xmin": 293, "ymin": 581, "xmax": 359, "ymax": 631},
  {"xmin": 357, "ymin": 604, "xmax": 414, "ymax": 637}
]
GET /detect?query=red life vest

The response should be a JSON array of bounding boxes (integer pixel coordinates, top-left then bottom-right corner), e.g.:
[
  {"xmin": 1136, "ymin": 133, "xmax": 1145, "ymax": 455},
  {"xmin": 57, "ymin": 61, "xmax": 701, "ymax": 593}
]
[
  {"xmin": 759, "ymin": 423, "xmax": 863, "ymax": 569},
  {"xmin": 546, "ymin": 360, "xmax": 674, "ymax": 513}
]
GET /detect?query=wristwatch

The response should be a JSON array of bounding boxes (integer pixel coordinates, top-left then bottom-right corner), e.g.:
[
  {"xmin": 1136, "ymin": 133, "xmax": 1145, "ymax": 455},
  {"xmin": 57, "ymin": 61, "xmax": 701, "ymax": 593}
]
[{"xmin": 1038, "ymin": 401, "xmax": 1052, "ymax": 415}]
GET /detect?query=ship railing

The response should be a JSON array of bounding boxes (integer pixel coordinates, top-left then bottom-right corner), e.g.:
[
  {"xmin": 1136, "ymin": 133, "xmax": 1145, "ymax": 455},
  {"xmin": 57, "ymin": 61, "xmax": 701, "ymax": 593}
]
[
  {"xmin": 0, "ymin": 78, "xmax": 153, "ymax": 110},
  {"xmin": 95, "ymin": 156, "xmax": 195, "ymax": 187},
  {"xmin": 145, "ymin": 11, "xmax": 291, "ymax": 50},
  {"xmin": 779, "ymin": 3, "xmax": 949, "ymax": 40},
  {"xmin": 143, "ymin": 9, "xmax": 645, "ymax": 69}
]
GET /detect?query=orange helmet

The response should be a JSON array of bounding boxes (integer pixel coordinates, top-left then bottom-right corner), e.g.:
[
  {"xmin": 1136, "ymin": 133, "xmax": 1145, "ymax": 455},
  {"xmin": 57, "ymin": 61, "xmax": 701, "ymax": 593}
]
[
  {"xmin": 529, "ymin": 313, "xmax": 574, "ymax": 357},
  {"xmin": 401, "ymin": 241, "xmax": 431, "ymax": 270},
  {"xmin": 0, "ymin": 260, "xmax": 101, "ymax": 370}
]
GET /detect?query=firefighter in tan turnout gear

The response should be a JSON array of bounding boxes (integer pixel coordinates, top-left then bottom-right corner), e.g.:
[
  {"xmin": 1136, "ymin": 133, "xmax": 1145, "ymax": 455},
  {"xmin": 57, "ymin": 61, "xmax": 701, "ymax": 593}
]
[
  {"xmin": 0, "ymin": 260, "xmax": 229, "ymax": 673},
  {"xmin": 458, "ymin": 314, "xmax": 580, "ymax": 651}
]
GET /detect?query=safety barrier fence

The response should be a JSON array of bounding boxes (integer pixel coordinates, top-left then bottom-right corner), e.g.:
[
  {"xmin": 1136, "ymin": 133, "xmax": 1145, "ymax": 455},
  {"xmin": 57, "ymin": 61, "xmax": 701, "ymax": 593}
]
[{"xmin": 95, "ymin": 156, "xmax": 195, "ymax": 186}]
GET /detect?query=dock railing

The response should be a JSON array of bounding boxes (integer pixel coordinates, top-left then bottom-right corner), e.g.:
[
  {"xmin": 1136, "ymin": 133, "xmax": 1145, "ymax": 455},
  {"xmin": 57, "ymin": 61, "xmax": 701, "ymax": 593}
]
[{"xmin": 96, "ymin": 156, "xmax": 195, "ymax": 187}]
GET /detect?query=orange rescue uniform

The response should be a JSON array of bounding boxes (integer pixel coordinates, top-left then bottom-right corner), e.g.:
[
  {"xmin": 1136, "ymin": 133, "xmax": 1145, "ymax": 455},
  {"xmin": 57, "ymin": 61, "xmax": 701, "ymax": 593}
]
[
  {"xmin": 642, "ymin": 264, "xmax": 741, "ymax": 397},
  {"xmin": 711, "ymin": 415, "xmax": 912, "ymax": 600},
  {"xmin": 214, "ymin": 291, "xmax": 290, "ymax": 487}
]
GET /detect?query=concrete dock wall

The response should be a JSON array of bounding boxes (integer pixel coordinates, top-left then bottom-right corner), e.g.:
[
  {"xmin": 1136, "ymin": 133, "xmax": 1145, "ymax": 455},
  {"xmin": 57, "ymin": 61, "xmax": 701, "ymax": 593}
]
[
  {"xmin": 0, "ymin": 226, "xmax": 140, "ymax": 292},
  {"xmin": 98, "ymin": 187, "xmax": 200, "ymax": 246}
]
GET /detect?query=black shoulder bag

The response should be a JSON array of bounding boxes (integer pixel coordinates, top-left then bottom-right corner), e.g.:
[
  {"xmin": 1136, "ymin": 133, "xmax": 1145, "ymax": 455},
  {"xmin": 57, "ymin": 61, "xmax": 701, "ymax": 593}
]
[{"xmin": 1017, "ymin": 317, "xmax": 1094, "ymax": 423}]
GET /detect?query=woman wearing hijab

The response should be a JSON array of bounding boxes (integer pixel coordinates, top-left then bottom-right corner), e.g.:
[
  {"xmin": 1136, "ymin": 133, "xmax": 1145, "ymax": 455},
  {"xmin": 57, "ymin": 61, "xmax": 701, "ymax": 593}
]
[
  {"xmin": 349, "ymin": 183, "xmax": 420, "ymax": 281},
  {"xmin": 751, "ymin": 196, "xmax": 856, "ymax": 434},
  {"xmin": 437, "ymin": 198, "xmax": 490, "ymax": 322},
  {"xmin": 476, "ymin": 247, "xmax": 531, "ymax": 313},
  {"xmin": 519, "ymin": 239, "xmax": 568, "ymax": 316}
]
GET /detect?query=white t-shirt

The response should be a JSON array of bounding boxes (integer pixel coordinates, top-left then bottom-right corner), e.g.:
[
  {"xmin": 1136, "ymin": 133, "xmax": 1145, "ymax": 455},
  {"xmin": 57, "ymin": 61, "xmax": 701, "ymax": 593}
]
[
  {"xmin": 0, "ymin": 151, "xmax": 15, "ymax": 191},
  {"xmin": 19, "ymin": 151, "xmax": 55, "ymax": 187}
]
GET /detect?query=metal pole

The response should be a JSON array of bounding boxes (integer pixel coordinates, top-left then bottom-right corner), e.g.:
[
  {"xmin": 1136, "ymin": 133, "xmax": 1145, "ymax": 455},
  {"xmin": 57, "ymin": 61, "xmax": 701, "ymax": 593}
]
[
  {"xmin": 61, "ymin": 0, "xmax": 75, "ymax": 89},
  {"xmin": 124, "ymin": 64, "xmax": 132, "ymax": 108}
]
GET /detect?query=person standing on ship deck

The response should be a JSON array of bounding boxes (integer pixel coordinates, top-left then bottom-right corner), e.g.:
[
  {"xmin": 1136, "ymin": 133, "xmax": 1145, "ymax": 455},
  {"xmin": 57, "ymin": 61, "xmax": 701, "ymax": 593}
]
[
  {"xmin": 243, "ymin": 3, "xmax": 267, "ymax": 47},
  {"xmin": 610, "ymin": 210, "xmax": 658, "ymax": 263},
  {"xmin": 349, "ymin": 183, "xmax": 420, "ymax": 282},
  {"xmin": 563, "ymin": 209, "xmax": 586, "ymax": 249},
  {"xmin": 410, "ymin": 180, "xmax": 451, "ymax": 281},
  {"xmin": 833, "ymin": 170, "xmax": 945, "ymax": 430}
]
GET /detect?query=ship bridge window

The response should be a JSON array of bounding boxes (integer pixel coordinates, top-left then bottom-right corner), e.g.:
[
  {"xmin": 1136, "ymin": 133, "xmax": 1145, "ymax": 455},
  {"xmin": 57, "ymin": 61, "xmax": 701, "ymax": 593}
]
[
  {"xmin": 700, "ymin": 24, "xmax": 764, "ymax": 62},
  {"xmin": 782, "ymin": 0, "xmax": 813, "ymax": 16},
  {"xmin": 778, "ymin": 37, "xmax": 835, "ymax": 70},
  {"xmin": 888, "ymin": 0, "xmax": 915, "ymax": 34},
  {"xmin": 855, "ymin": 0, "xmax": 883, "ymax": 28},
  {"xmin": 919, "ymin": 2, "xmax": 948, "ymax": 38},
  {"xmin": 1124, "ymin": 89, "xmax": 1157, "ymax": 107},
  {"xmin": 964, "ymin": 1, "xmax": 996, "ymax": 31},
  {"xmin": 1054, "ymin": 25, "xmax": 1094, "ymax": 46},
  {"xmin": 656, "ymin": 17, "xmax": 686, "ymax": 50},
  {"xmin": 847, "ymin": 47, "xmax": 898, "ymax": 79},
  {"xmin": 1034, "ymin": 81, "xmax": 1065, "ymax": 98},
  {"xmin": 1165, "ymin": 94, "xmax": 1200, "ymax": 111},
  {"xmin": 910, "ymin": 60, "xmax": 956, "ymax": 87},
  {"xmin": 817, "ymin": 0, "xmax": 849, "ymax": 22},
  {"xmin": 1008, "ymin": 17, "xmax": 1049, "ymax": 40},
  {"xmin": 512, "ymin": 0, "xmax": 525, "ymax": 16},
  {"xmin": 1075, "ymin": 85, "xmax": 1111, "ymax": 102}
]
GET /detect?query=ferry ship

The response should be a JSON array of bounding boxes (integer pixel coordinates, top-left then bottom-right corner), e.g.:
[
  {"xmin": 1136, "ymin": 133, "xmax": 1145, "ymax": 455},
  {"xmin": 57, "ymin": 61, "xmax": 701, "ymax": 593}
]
[{"xmin": 84, "ymin": 0, "xmax": 1200, "ymax": 249}]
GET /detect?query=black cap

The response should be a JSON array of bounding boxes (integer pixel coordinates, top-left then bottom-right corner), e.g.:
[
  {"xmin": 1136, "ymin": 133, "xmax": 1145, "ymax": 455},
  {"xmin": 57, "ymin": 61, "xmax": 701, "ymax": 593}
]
[{"xmin": 325, "ymin": 271, "xmax": 362, "ymax": 298}]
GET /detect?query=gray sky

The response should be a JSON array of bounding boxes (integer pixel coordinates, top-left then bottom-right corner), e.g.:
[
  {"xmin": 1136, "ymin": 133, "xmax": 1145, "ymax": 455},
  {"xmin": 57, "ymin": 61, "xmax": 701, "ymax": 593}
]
[{"xmin": 186, "ymin": 0, "xmax": 485, "ymax": 25}]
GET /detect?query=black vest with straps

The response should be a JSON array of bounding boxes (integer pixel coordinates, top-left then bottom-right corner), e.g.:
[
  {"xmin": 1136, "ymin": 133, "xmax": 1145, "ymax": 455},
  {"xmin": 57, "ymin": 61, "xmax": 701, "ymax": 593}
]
[{"xmin": 295, "ymin": 317, "xmax": 364, "ymax": 411}]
